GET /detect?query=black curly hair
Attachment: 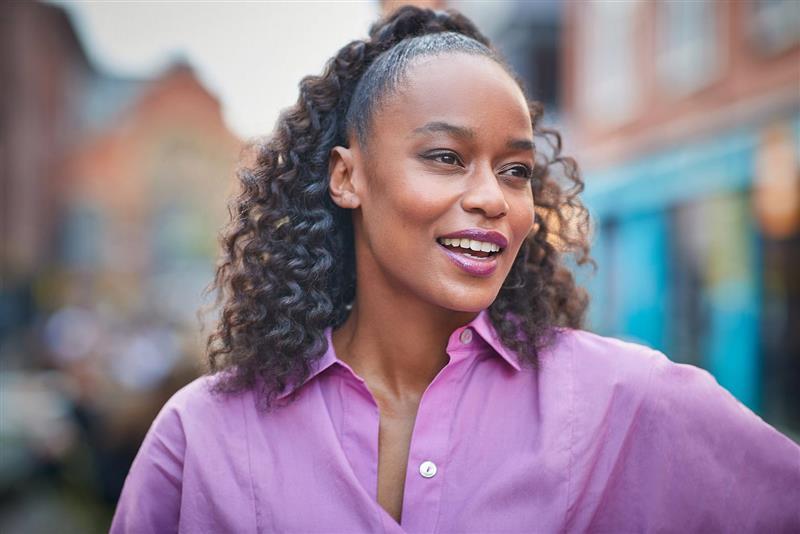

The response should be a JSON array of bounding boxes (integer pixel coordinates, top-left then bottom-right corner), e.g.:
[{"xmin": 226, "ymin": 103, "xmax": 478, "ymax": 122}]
[{"xmin": 204, "ymin": 5, "xmax": 593, "ymax": 409}]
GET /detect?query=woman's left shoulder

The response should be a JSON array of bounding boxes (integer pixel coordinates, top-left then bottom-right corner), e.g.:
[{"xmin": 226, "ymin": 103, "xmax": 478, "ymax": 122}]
[
  {"xmin": 557, "ymin": 329, "xmax": 800, "ymax": 531},
  {"xmin": 545, "ymin": 328, "xmax": 665, "ymax": 396},
  {"xmin": 552, "ymin": 327, "xmax": 790, "ymax": 434}
]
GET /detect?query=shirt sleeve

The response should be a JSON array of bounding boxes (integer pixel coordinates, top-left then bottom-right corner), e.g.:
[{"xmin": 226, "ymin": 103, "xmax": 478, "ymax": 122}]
[
  {"xmin": 592, "ymin": 351, "xmax": 800, "ymax": 532},
  {"xmin": 109, "ymin": 396, "xmax": 186, "ymax": 534}
]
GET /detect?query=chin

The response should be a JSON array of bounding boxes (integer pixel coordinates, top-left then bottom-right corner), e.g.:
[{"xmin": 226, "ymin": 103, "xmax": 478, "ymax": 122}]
[{"xmin": 430, "ymin": 282, "xmax": 502, "ymax": 313}]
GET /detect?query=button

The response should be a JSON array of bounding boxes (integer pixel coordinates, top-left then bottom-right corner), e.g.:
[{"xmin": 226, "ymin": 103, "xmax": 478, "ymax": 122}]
[
  {"xmin": 419, "ymin": 460, "xmax": 437, "ymax": 478},
  {"xmin": 459, "ymin": 328, "xmax": 473, "ymax": 344}
]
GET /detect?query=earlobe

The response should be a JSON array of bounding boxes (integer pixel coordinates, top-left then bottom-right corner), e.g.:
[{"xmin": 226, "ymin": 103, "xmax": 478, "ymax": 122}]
[{"xmin": 328, "ymin": 146, "xmax": 361, "ymax": 209}]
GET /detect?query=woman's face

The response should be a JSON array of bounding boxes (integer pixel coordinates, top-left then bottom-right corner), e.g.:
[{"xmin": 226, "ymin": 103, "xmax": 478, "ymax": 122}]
[{"xmin": 331, "ymin": 53, "xmax": 536, "ymax": 313}]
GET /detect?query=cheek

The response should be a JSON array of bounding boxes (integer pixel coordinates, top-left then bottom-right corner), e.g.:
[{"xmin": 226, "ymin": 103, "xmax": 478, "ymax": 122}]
[
  {"xmin": 508, "ymin": 191, "xmax": 536, "ymax": 237},
  {"xmin": 366, "ymin": 170, "xmax": 452, "ymax": 235},
  {"xmin": 359, "ymin": 183, "xmax": 445, "ymax": 277}
]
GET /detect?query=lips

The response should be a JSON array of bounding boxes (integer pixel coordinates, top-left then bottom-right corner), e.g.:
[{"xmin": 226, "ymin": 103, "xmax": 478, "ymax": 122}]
[
  {"xmin": 436, "ymin": 228, "xmax": 508, "ymax": 277},
  {"xmin": 438, "ymin": 229, "xmax": 508, "ymax": 249}
]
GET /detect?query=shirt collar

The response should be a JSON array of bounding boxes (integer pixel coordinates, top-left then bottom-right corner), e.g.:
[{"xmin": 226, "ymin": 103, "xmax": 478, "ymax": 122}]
[
  {"xmin": 467, "ymin": 309, "xmax": 522, "ymax": 372},
  {"xmin": 276, "ymin": 309, "xmax": 521, "ymax": 399}
]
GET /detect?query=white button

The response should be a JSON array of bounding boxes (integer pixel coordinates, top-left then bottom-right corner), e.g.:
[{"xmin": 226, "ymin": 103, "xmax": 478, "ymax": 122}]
[
  {"xmin": 459, "ymin": 328, "xmax": 473, "ymax": 344},
  {"xmin": 419, "ymin": 460, "xmax": 437, "ymax": 478}
]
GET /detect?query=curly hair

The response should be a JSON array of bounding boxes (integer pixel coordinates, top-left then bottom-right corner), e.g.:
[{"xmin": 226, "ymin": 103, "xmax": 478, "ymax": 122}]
[{"xmin": 204, "ymin": 5, "xmax": 593, "ymax": 409}]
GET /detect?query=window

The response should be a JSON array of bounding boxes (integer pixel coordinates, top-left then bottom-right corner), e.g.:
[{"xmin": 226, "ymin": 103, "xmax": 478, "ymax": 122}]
[
  {"xmin": 578, "ymin": 0, "xmax": 641, "ymax": 126},
  {"xmin": 656, "ymin": 0, "xmax": 720, "ymax": 96},
  {"xmin": 750, "ymin": 0, "xmax": 800, "ymax": 55}
]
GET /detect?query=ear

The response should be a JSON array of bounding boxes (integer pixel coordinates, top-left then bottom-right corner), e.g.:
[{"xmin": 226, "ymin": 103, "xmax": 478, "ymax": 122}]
[{"xmin": 328, "ymin": 145, "xmax": 361, "ymax": 209}]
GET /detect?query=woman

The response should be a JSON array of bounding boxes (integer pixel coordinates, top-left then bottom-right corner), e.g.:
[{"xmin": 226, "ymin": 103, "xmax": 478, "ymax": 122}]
[{"xmin": 111, "ymin": 6, "xmax": 800, "ymax": 533}]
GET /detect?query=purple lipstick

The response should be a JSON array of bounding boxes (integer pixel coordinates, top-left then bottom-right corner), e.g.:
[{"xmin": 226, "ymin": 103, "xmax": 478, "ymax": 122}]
[{"xmin": 437, "ymin": 229, "xmax": 508, "ymax": 277}]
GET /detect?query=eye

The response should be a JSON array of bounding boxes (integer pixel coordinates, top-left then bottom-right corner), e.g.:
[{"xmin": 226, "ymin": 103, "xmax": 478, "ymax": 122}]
[
  {"xmin": 424, "ymin": 150, "xmax": 463, "ymax": 167},
  {"xmin": 502, "ymin": 164, "xmax": 533, "ymax": 179}
]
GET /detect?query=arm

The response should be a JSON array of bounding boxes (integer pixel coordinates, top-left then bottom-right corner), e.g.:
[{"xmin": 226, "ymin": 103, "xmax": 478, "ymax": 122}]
[
  {"xmin": 109, "ymin": 397, "xmax": 186, "ymax": 534},
  {"xmin": 593, "ymin": 352, "xmax": 800, "ymax": 531}
]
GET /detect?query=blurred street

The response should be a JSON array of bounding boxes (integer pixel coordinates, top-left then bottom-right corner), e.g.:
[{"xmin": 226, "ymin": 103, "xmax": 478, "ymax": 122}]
[{"xmin": 1, "ymin": 0, "xmax": 798, "ymax": 531}]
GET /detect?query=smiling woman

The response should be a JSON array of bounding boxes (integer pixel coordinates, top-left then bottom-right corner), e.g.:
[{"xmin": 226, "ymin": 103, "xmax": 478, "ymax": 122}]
[{"xmin": 110, "ymin": 6, "xmax": 800, "ymax": 533}]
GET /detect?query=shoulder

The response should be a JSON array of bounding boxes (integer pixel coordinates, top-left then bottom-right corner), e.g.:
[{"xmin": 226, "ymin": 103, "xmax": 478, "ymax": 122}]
[
  {"xmin": 550, "ymin": 328, "xmax": 758, "ymax": 420},
  {"xmin": 557, "ymin": 329, "xmax": 799, "ymax": 456},
  {"xmin": 111, "ymin": 374, "xmax": 256, "ymax": 532},
  {"xmin": 150, "ymin": 373, "xmax": 251, "ymax": 441},
  {"xmin": 545, "ymin": 328, "xmax": 664, "ymax": 397},
  {"xmin": 557, "ymin": 328, "xmax": 662, "ymax": 365},
  {"xmin": 160, "ymin": 374, "xmax": 224, "ymax": 413},
  {"xmin": 557, "ymin": 331, "xmax": 800, "ymax": 531},
  {"xmin": 156, "ymin": 374, "xmax": 224, "ymax": 419},
  {"xmin": 641, "ymin": 348, "xmax": 790, "ymax": 445}
]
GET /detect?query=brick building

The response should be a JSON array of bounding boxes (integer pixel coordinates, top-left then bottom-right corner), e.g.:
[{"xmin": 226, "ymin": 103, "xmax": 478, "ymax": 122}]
[
  {"xmin": 1, "ymin": 2, "xmax": 94, "ymax": 339},
  {"xmin": 62, "ymin": 61, "xmax": 240, "ymax": 324},
  {"xmin": 1, "ymin": 2, "xmax": 241, "ymax": 363}
]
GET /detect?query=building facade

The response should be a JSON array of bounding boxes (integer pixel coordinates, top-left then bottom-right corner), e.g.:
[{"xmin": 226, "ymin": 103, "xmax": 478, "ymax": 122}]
[{"xmin": 563, "ymin": 0, "xmax": 800, "ymax": 436}]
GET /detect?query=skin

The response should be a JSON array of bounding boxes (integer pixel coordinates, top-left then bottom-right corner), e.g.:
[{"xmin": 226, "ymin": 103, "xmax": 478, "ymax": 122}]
[{"xmin": 327, "ymin": 53, "xmax": 536, "ymax": 524}]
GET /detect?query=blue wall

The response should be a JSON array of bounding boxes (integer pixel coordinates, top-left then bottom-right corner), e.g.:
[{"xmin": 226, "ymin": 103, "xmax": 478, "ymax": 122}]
[{"xmin": 579, "ymin": 116, "xmax": 800, "ymax": 411}]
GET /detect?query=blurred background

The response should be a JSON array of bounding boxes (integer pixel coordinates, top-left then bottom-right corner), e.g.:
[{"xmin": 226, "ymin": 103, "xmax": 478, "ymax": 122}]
[{"xmin": 1, "ymin": 0, "xmax": 798, "ymax": 531}]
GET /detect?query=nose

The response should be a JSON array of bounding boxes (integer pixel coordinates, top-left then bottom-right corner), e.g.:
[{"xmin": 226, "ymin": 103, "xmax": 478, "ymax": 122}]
[{"xmin": 460, "ymin": 163, "xmax": 509, "ymax": 218}]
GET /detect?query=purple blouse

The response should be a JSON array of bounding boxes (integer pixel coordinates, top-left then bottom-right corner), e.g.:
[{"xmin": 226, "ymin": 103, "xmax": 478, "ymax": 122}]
[{"xmin": 110, "ymin": 310, "xmax": 800, "ymax": 533}]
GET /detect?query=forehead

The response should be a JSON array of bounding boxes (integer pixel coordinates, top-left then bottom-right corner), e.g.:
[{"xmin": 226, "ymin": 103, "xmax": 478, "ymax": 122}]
[{"xmin": 373, "ymin": 53, "xmax": 533, "ymax": 143}]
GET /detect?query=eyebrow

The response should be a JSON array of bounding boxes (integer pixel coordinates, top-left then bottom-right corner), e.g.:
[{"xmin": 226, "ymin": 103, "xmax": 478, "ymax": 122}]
[
  {"xmin": 411, "ymin": 121, "xmax": 475, "ymax": 140},
  {"xmin": 410, "ymin": 121, "xmax": 534, "ymax": 152},
  {"xmin": 506, "ymin": 138, "xmax": 535, "ymax": 152}
]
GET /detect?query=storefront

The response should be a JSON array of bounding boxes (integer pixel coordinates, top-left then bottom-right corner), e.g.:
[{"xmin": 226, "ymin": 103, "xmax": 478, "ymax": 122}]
[{"xmin": 582, "ymin": 114, "xmax": 800, "ymax": 437}]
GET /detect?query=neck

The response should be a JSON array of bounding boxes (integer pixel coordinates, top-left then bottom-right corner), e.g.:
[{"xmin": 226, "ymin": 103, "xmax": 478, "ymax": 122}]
[{"xmin": 332, "ymin": 262, "xmax": 477, "ymax": 405}]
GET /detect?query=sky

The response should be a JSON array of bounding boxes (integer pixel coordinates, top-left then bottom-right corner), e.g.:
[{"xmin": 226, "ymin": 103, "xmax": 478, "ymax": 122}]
[{"xmin": 52, "ymin": 1, "xmax": 380, "ymax": 139}]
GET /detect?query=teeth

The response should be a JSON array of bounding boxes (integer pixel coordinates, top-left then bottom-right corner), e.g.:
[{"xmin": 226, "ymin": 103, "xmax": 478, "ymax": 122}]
[{"xmin": 438, "ymin": 237, "xmax": 502, "ymax": 253}]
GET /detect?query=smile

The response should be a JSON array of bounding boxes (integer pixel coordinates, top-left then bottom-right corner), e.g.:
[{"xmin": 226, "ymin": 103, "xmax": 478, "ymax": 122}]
[{"xmin": 436, "ymin": 229, "xmax": 508, "ymax": 277}]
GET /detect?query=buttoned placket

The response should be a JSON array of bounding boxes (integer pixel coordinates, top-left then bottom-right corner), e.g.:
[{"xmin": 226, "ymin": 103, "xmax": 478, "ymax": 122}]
[
  {"xmin": 333, "ymin": 326, "xmax": 485, "ymax": 532},
  {"xmin": 397, "ymin": 326, "xmax": 479, "ymax": 532}
]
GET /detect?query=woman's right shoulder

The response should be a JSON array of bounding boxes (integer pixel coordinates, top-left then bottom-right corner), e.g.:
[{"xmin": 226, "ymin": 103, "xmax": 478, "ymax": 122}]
[
  {"xmin": 111, "ymin": 374, "xmax": 257, "ymax": 532},
  {"xmin": 161, "ymin": 373, "xmax": 226, "ymax": 411},
  {"xmin": 151, "ymin": 373, "xmax": 254, "ymax": 438}
]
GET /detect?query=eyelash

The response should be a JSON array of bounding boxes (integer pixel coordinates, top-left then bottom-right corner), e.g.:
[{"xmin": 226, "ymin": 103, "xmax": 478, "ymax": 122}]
[
  {"xmin": 424, "ymin": 151, "xmax": 533, "ymax": 179},
  {"xmin": 427, "ymin": 151, "xmax": 462, "ymax": 166}
]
